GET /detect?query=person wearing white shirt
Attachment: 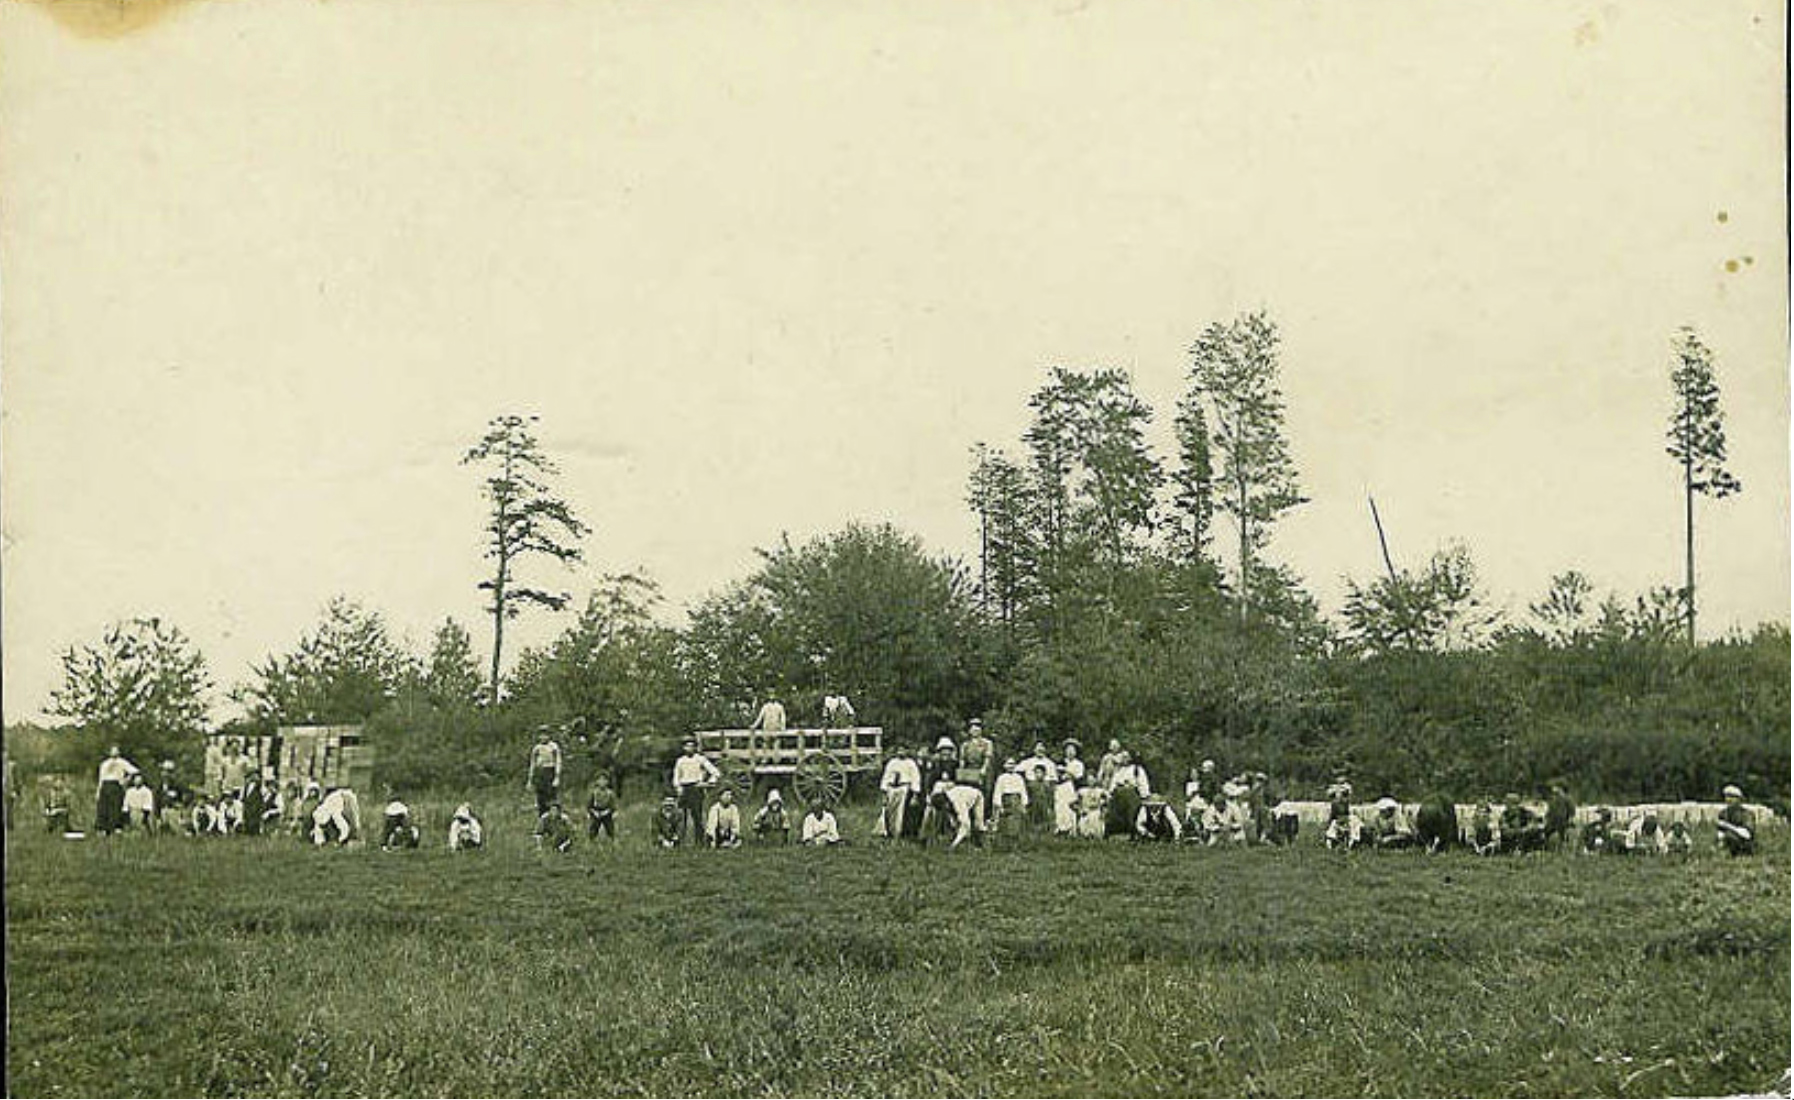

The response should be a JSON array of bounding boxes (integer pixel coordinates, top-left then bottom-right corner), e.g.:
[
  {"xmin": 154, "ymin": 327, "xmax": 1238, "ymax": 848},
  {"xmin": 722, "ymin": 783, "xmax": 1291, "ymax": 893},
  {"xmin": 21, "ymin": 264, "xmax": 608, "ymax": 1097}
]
[
  {"xmin": 801, "ymin": 804, "xmax": 841, "ymax": 846},
  {"xmin": 671, "ymin": 739, "xmax": 721, "ymax": 841},
  {"xmin": 1202, "ymin": 791, "xmax": 1248, "ymax": 846},
  {"xmin": 121, "ymin": 774, "xmax": 156, "ymax": 832},
  {"xmin": 822, "ymin": 695, "xmax": 856, "ymax": 728},
  {"xmin": 929, "ymin": 778, "xmax": 987, "ymax": 849},
  {"xmin": 878, "ymin": 748, "xmax": 923, "ymax": 839},
  {"xmin": 95, "ymin": 746, "xmax": 140, "ymax": 836},
  {"xmin": 991, "ymin": 760, "xmax": 1028, "ymax": 837},
  {"xmin": 526, "ymin": 730, "xmax": 563, "ymax": 816},
  {"xmin": 448, "ymin": 804, "xmax": 484, "ymax": 851},
  {"xmin": 311, "ymin": 787, "xmax": 361, "ymax": 846},
  {"xmin": 706, "ymin": 789, "xmax": 743, "ymax": 848},
  {"xmin": 751, "ymin": 698, "xmax": 788, "ymax": 734}
]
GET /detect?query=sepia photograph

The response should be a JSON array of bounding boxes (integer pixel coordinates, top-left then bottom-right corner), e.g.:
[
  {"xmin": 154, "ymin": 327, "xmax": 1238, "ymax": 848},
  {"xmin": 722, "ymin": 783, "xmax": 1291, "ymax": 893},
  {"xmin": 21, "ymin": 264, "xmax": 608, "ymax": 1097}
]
[{"xmin": 2, "ymin": 0, "xmax": 1788, "ymax": 1095}]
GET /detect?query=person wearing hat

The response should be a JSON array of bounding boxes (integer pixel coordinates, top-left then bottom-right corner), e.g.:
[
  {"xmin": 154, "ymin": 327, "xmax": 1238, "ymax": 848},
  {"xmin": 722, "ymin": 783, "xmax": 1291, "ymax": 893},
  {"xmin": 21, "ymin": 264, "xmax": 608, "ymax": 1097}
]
[
  {"xmin": 670, "ymin": 738, "xmax": 721, "ymax": 843},
  {"xmin": 1324, "ymin": 780, "xmax": 1361, "ymax": 850},
  {"xmin": 991, "ymin": 758, "xmax": 1028, "ymax": 838},
  {"xmin": 586, "ymin": 772, "xmax": 618, "ymax": 841},
  {"xmin": 526, "ymin": 728, "xmax": 563, "ymax": 817},
  {"xmin": 754, "ymin": 788, "xmax": 791, "ymax": 844},
  {"xmin": 878, "ymin": 746, "xmax": 923, "ymax": 840},
  {"xmin": 1717, "ymin": 784, "xmax": 1754, "ymax": 856},
  {"xmin": 1135, "ymin": 793, "xmax": 1183, "ymax": 842},
  {"xmin": 958, "ymin": 719, "xmax": 996, "ymax": 797},
  {"xmin": 1053, "ymin": 741, "xmax": 1085, "ymax": 835},
  {"xmin": 1368, "ymin": 797, "xmax": 1416, "ymax": 849},
  {"xmin": 924, "ymin": 735, "xmax": 960, "ymax": 795},
  {"xmin": 447, "ymin": 803, "xmax": 484, "ymax": 851},
  {"xmin": 654, "ymin": 795, "xmax": 683, "ymax": 848},
  {"xmin": 1665, "ymin": 819, "xmax": 1694, "ymax": 856},
  {"xmin": 536, "ymin": 801, "xmax": 574, "ymax": 853},
  {"xmin": 801, "ymin": 801, "xmax": 842, "ymax": 846},
  {"xmin": 1096, "ymin": 739, "xmax": 1127, "ymax": 790},
  {"xmin": 381, "ymin": 799, "xmax": 421, "ymax": 850}
]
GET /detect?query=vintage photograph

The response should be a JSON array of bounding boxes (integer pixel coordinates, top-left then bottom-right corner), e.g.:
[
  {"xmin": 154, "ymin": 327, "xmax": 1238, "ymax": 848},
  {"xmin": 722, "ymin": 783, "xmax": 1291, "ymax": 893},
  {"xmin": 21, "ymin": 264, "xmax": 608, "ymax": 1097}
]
[{"xmin": 2, "ymin": 1, "xmax": 1788, "ymax": 1095}]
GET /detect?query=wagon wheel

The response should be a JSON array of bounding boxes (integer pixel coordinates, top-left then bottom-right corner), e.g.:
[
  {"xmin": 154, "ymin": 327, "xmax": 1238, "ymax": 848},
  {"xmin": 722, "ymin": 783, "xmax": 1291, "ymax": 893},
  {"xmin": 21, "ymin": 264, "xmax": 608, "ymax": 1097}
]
[
  {"xmin": 718, "ymin": 756, "xmax": 758, "ymax": 801},
  {"xmin": 792, "ymin": 752, "xmax": 849, "ymax": 808}
]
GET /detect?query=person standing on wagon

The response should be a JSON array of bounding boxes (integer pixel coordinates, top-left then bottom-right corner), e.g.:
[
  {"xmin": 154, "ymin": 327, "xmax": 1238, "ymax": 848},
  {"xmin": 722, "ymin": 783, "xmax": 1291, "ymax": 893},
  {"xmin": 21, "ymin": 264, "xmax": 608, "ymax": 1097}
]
[{"xmin": 671, "ymin": 737, "xmax": 721, "ymax": 843}]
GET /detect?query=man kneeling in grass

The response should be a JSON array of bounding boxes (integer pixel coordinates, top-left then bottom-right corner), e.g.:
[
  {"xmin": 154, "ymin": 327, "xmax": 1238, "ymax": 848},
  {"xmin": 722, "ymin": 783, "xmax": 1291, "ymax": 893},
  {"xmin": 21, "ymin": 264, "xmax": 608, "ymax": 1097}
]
[{"xmin": 1135, "ymin": 794, "xmax": 1182, "ymax": 842}]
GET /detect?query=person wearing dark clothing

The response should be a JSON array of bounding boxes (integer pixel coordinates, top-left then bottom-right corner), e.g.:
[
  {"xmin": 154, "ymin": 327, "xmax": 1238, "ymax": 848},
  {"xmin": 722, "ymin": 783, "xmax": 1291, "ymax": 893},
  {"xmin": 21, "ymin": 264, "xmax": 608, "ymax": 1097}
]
[
  {"xmin": 586, "ymin": 775, "xmax": 618, "ymax": 840},
  {"xmin": 1499, "ymin": 795, "xmax": 1546, "ymax": 854},
  {"xmin": 1544, "ymin": 784, "xmax": 1577, "ymax": 850},
  {"xmin": 536, "ymin": 803, "xmax": 574, "ymax": 853},
  {"xmin": 1717, "ymin": 785, "xmax": 1755, "ymax": 856}
]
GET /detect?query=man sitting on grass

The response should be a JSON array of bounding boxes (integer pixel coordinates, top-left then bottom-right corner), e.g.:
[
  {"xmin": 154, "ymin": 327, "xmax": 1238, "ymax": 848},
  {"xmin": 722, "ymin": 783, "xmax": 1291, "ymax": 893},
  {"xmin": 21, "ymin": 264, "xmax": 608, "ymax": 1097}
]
[
  {"xmin": 1624, "ymin": 810, "xmax": 1668, "ymax": 855},
  {"xmin": 1716, "ymin": 784, "xmax": 1754, "ymax": 856},
  {"xmin": 536, "ymin": 802, "xmax": 574, "ymax": 853},
  {"xmin": 802, "ymin": 802, "xmax": 842, "ymax": 846},
  {"xmin": 706, "ymin": 789, "xmax": 743, "ymax": 849},
  {"xmin": 655, "ymin": 795, "xmax": 683, "ymax": 848},
  {"xmin": 1201, "ymin": 787, "xmax": 1248, "ymax": 846},
  {"xmin": 1135, "ymin": 794, "xmax": 1182, "ymax": 842},
  {"xmin": 447, "ymin": 804, "xmax": 484, "ymax": 851},
  {"xmin": 754, "ymin": 788, "xmax": 791, "ymax": 845}
]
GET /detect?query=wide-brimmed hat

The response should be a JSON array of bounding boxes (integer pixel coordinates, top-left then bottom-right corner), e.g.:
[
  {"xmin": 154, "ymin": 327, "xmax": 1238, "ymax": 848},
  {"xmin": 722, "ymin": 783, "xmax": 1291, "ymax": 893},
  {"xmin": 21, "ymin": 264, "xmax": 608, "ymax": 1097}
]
[
  {"xmin": 767, "ymin": 789, "xmax": 783, "ymax": 804},
  {"xmin": 1723, "ymin": 784, "xmax": 1744, "ymax": 799},
  {"xmin": 1375, "ymin": 796, "xmax": 1399, "ymax": 812},
  {"xmin": 1063, "ymin": 738, "xmax": 1082, "ymax": 752},
  {"xmin": 1222, "ymin": 780, "xmax": 1247, "ymax": 798},
  {"xmin": 1145, "ymin": 793, "xmax": 1166, "ymax": 806},
  {"xmin": 936, "ymin": 736, "xmax": 957, "ymax": 752}
]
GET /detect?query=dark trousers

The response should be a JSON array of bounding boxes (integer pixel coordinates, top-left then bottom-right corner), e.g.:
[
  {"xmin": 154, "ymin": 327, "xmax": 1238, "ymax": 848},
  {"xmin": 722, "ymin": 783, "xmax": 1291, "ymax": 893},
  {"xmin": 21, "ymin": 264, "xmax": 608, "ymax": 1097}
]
[
  {"xmin": 532, "ymin": 773, "xmax": 558, "ymax": 816},
  {"xmin": 588, "ymin": 808, "xmax": 615, "ymax": 839},
  {"xmin": 676, "ymin": 786, "xmax": 706, "ymax": 841}
]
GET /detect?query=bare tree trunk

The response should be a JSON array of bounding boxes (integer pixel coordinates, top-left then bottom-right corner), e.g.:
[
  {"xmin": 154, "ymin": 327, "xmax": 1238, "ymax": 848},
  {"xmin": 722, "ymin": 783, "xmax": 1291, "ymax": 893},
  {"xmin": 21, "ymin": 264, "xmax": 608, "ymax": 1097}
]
[{"xmin": 1684, "ymin": 451, "xmax": 1696, "ymax": 645}]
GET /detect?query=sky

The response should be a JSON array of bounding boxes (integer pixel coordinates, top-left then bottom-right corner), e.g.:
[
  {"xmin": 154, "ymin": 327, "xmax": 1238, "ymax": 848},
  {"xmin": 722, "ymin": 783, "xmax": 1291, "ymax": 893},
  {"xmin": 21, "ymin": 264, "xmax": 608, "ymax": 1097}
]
[{"xmin": 2, "ymin": 0, "xmax": 1787, "ymax": 725}]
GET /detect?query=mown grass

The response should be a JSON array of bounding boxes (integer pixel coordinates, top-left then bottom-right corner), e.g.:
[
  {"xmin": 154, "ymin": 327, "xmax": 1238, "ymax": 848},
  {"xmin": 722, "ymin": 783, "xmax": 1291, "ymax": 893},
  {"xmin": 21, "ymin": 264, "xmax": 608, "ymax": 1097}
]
[{"xmin": 5, "ymin": 795, "xmax": 1788, "ymax": 1097}]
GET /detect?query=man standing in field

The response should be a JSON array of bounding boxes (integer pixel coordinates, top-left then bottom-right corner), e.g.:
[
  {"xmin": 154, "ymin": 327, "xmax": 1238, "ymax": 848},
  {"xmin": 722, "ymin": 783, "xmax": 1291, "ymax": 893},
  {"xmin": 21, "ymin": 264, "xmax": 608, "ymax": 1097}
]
[
  {"xmin": 526, "ymin": 728, "xmax": 564, "ymax": 817},
  {"xmin": 878, "ymin": 745, "xmax": 922, "ymax": 840},
  {"xmin": 671, "ymin": 738, "xmax": 721, "ymax": 843},
  {"xmin": 94, "ymin": 746, "xmax": 139, "ymax": 836}
]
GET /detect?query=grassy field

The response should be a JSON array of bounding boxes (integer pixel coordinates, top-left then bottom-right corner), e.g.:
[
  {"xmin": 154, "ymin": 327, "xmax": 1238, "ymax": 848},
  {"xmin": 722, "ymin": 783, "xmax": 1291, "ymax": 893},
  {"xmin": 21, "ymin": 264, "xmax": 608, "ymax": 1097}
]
[{"xmin": 5, "ymin": 795, "xmax": 1789, "ymax": 1098}]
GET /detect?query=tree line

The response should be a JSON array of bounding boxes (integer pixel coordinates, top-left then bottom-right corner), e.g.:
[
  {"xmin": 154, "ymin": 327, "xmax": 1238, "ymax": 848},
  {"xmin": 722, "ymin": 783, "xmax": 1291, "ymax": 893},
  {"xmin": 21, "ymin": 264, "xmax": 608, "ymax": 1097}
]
[{"xmin": 17, "ymin": 315, "xmax": 1783, "ymax": 807}]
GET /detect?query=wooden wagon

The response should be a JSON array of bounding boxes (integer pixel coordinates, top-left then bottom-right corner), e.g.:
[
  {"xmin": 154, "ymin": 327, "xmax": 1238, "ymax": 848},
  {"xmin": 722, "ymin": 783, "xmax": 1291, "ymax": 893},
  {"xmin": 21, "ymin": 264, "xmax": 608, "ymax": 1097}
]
[{"xmin": 692, "ymin": 727, "xmax": 883, "ymax": 806}]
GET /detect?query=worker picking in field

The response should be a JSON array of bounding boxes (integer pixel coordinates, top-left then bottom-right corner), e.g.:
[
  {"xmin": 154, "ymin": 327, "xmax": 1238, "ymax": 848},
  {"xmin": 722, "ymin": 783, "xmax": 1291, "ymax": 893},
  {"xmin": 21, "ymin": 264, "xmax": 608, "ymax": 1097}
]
[
  {"xmin": 929, "ymin": 776, "xmax": 987, "ymax": 849},
  {"xmin": 381, "ymin": 800, "xmax": 421, "ymax": 850},
  {"xmin": 448, "ymin": 804, "xmax": 484, "ymax": 851},
  {"xmin": 310, "ymin": 786, "xmax": 361, "ymax": 846},
  {"xmin": 1717, "ymin": 784, "xmax": 1754, "ymax": 856},
  {"xmin": 1136, "ymin": 794, "xmax": 1182, "ymax": 842}
]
